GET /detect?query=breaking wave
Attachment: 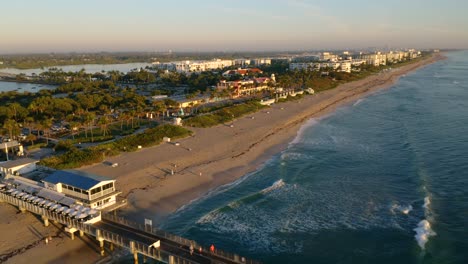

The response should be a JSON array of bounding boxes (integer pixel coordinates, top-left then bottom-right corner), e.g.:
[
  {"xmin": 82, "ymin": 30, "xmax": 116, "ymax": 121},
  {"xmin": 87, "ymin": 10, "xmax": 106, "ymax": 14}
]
[
  {"xmin": 197, "ymin": 179, "xmax": 286, "ymax": 225},
  {"xmin": 353, "ymin": 98, "xmax": 365, "ymax": 106},
  {"xmin": 414, "ymin": 196, "xmax": 436, "ymax": 250},
  {"xmin": 390, "ymin": 203, "xmax": 413, "ymax": 215},
  {"xmin": 290, "ymin": 118, "xmax": 319, "ymax": 145}
]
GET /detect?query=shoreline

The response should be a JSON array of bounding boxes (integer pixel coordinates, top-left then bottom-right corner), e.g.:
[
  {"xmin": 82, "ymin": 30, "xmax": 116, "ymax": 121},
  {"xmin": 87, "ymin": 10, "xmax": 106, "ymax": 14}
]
[
  {"xmin": 0, "ymin": 53, "xmax": 445, "ymax": 263},
  {"xmin": 82, "ymin": 53, "xmax": 446, "ymax": 223}
]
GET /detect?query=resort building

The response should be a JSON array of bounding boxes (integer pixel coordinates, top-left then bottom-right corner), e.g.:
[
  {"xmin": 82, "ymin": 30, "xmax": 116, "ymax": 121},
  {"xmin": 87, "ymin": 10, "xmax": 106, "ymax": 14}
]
[
  {"xmin": 250, "ymin": 58, "xmax": 272, "ymax": 65},
  {"xmin": 222, "ymin": 68, "xmax": 263, "ymax": 78},
  {"xmin": 173, "ymin": 96, "xmax": 210, "ymax": 109},
  {"xmin": 289, "ymin": 61, "xmax": 355, "ymax": 73},
  {"xmin": 217, "ymin": 74, "xmax": 275, "ymax": 97},
  {"xmin": 319, "ymin": 52, "xmax": 338, "ymax": 62},
  {"xmin": 42, "ymin": 170, "xmax": 121, "ymax": 209},
  {"xmin": 361, "ymin": 52, "xmax": 388, "ymax": 66},
  {"xmin": 153, "ymin": 59, "xmax": 234, "ymax": 73}
]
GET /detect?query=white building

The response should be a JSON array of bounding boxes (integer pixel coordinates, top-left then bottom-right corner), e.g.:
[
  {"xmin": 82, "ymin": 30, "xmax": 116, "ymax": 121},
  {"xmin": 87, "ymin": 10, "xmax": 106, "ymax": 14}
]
[
  {"xmin": 289, "ymin": 61, "xmax": 355, "ymax": 73},
  {"xmin": 320, "ymin": 52, "xmax": 338, "ymax": 62},
  {"xmin": 42, "ymin": 170, "xmax": 121, "ymax": 209},
  {"xmin": 250, "ymin": 58, "xmax": 272, "ymax": 65},
  {"xmin": 361, "ymin": 52, "xmax": 387, "ymax": 66},
  {"xmin": 0, "ymin": 158, "xmax": 38, "ymax": 177},
  {"xmin": 152, "ymin": 59, "xmax": 233, "ymax": 73}
]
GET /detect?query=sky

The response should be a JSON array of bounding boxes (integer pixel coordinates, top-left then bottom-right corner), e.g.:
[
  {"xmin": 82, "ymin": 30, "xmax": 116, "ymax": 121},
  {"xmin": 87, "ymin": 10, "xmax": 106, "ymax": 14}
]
[{"xmin": 1, "ymin": 0, "xmax": 468, "ymax": 53}]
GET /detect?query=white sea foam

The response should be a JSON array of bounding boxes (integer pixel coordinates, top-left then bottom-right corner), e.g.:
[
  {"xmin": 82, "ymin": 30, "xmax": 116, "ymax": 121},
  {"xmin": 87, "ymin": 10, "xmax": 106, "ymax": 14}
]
[
  {"xmin": 414, "ymin": 196, "xmax": 436, "ymax": 250},
  {"xmin": 423, "ymin": 196, "xmax": 431, "ymax": 210},
  {"xmin": 289, "ymin": 118, "xmax": 318, "ymax": 145},
  {"xmin": 390, "ymin": 203, "xmax": 413, "ymax": 215},
  {"xmin": 280, "ymin": 152, "xmax": 314, "ymax": 161},
  {"xmin": 414, "ymin": 219, "xmax": 436, "ymax": 249},
  {"xmin": 261, "ymin": 179, "xmax": 285, "ymax": 194},
  {"xmin": 197, "ymin": 179, "xmax": 286, "ymax": 225},
  {"xmin": 353, "ymin": 98, "xmax": 365, "ymax": 106}
]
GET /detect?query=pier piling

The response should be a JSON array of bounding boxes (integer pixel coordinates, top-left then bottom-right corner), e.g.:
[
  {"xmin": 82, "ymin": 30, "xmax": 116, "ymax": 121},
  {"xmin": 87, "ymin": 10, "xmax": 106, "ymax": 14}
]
[{"xmin": 42, "ymin": 216, "xmax": 49, "ymax": 227}]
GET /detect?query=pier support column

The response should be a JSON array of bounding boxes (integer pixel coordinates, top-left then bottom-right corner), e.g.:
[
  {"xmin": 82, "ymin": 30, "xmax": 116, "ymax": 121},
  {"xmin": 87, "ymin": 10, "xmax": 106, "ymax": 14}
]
[
  {"xmin": 79, "ymin": 230, "xmax": 84, "ymax": 237},
  {"xmin": 143, "ymin": 256, "xmax": 147, "ymax": 263},
  {"xmin": 133, "ymin": 251, "xmax": 138, "ymax": 264},
  {"xmin": 99, "ymin": 240, "xmax": 105, "ymax": 256},
  {"xmin": 109, "ymin": 243, "xmax": 114, "ymax": 251},
  {"xmin": 169, "ymin": 255, "xmax": 175, "ymax": 264},
  {"xmin": 42, "ymin": 216, "xmax": 49, "ymax": 227},
  {"xmin": 65, "ymin": 227, "xmax": 77, "ymax": 240}
]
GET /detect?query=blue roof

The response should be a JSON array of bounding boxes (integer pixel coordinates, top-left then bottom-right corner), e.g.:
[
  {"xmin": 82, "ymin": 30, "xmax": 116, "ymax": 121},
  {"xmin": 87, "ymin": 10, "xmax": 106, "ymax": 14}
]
[{"xmin": 43, "ymin": 170, "xmax": 113, "ymax": 190}]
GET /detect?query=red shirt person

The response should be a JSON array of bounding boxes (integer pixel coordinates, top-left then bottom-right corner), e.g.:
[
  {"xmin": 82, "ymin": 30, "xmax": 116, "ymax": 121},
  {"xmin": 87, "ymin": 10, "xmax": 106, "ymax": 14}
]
[{"xmin": 210, "ymin": 244, "xmax": 215, "ymax": 254}]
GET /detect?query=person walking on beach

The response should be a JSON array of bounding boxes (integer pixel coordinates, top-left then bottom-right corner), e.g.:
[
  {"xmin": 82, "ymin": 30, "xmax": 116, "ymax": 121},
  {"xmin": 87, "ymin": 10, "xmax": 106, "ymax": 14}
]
[
  {"xmin": 199, "ymin": 246, "xmax": 203, "ymax": 254},
  {"xmin": 210, "ymin": 244, "xmax": 215, "ymax": 254}
]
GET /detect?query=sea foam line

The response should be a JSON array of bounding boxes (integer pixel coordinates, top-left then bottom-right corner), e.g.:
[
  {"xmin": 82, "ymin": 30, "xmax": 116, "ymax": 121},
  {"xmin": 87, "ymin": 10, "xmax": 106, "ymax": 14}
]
[
  {"xmin": 414, "ymin": 196, "xmax": 436, "ymax": 250},
  {"xmin": 289, "ymin": 118, "xmax": 319, "ymax": 145}
]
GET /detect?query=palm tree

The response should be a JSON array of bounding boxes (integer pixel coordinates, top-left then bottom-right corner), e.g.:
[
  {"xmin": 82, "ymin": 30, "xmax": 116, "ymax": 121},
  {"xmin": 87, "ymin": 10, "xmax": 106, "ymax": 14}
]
[
  {"xmin": 24, "ymin": 117, "xmax": 35, "ymax": 135},
  {"xmin": 40, "ymin": 118, "xmax": 53, "ymax": 145},
  {"xmin": 3, "ymin": 119, "xmax": 19, "ymax": 139},
  {"xmin": 83, "ymin": 113, "xmax": 96, "ymax": 142},
  {"xmin": 69, "ymin": 121, "xmax": 80, "ymax": 140},
  {"xmin": 98, "ymin": 116, "xmax": 110, "ymax": 137}
]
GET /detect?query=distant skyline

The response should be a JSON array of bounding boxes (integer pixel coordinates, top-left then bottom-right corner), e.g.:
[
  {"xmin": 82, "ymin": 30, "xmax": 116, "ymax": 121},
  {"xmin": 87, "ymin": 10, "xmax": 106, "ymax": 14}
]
[{"xmin": 2, "ymin": 0, "xmax": 468, "ymax": 53}]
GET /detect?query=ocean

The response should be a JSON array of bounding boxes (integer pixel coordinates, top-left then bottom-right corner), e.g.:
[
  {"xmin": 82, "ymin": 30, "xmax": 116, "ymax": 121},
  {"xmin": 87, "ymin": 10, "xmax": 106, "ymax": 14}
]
[{"xmin": 157, "ymin": 51, "xmax": 468, "ymax": 264}]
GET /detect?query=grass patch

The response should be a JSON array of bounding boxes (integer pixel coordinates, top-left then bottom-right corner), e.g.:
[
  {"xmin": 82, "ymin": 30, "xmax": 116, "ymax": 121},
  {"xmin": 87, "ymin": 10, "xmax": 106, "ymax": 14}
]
[
  {"xmin": 184, "ymin": 100, "xmax": 266, "ymax": 128},
  {"xmin": 39, "ymin": 124, "xmax": 192, "ymax": 169}
]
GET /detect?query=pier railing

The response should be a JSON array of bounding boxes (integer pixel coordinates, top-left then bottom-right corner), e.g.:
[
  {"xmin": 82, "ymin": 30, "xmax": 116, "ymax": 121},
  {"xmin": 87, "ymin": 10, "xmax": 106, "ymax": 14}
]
[
  {"xmin": 0, "ymin": 192, "xmax": 197, "ymax": 263},
  {"xmin": 0, "ymin": 192, "xmax": 259, "ymax": 263},
  {"xmin": 102, "ymin": 212, "xmax": 260, "ymax": 264}
]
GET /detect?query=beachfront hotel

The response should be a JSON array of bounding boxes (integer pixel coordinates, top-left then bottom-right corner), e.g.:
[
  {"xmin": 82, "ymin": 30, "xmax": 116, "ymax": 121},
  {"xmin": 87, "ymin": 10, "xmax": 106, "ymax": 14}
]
[
  {"xmin": 152, "ymin": 59, "xmax": 234, "ymax": 73},
  {"xmin": 217, "ymin": 74, "xmax": 276, "ymax": 97},
  {"xmin": 290, "ymin": 50, "xmax": 422, "ymax": 72}
]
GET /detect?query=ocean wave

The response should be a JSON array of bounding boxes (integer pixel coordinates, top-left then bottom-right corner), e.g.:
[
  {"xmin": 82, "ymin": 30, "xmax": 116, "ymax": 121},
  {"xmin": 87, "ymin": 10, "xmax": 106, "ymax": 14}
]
[
  {"xmin": 390, "ymin": 203, "xmax": 413, "ymax": 215},
  {"xmin": 423, "ymin": 196, "xmax": 431, "ymax": 210},
  {"xmin": 197, "ymin": 179, "xmax": 286, "ymax": 225},
  {"xmin": 414, "ymin": 196, "xmax": 436, "ymax": 250},
  {"xmin": 414, "ymin": 220, "xmax": 436, "ymax": 249},
  {"xmin": 280, "ymin": 152, "xmax": 314, "ymax": 161},
  {"xmin": 353, "ymin": 98, "xmax": 365, "ymax": 106},
  {"xmin": 194, "ymin": 182, "xmax": 406, "ymax": 253},
  {"xmin": 290, "ymin": 118, "xmax": 319, "ymax": 145}
]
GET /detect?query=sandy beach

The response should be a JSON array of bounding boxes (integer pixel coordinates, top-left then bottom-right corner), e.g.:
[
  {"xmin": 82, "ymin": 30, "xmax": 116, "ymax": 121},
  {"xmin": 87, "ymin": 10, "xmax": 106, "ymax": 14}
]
[
  {"xmin": 81, "ymin": 53, "xmax": 445, "ymax": 223},
  {"xmin": 0, "ymin": 53, "xmax": 444, "ymax": 263}
]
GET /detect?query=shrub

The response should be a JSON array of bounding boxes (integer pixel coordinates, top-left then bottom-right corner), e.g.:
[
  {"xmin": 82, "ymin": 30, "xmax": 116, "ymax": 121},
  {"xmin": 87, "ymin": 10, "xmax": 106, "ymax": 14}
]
[
  {"xmin": 39, "ymin": 124, "xmax": 192, "ymax": 169},
  {"xmin": 184, "ymin": 101, "xmax": 265, "ymax": 127}
]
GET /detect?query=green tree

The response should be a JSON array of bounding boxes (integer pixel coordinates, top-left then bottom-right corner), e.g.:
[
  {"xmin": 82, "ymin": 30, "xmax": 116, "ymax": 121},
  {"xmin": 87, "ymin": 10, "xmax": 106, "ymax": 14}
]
[{"xmin": 2, "ymin": 119, "xmax": 20, "ymax": 139}]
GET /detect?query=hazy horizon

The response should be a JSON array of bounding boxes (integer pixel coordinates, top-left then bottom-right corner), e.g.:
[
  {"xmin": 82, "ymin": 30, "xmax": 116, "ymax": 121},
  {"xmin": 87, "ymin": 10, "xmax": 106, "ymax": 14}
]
[{"xmin": 2, "ymin": 0, "xmax": 468, "ymax": 53}]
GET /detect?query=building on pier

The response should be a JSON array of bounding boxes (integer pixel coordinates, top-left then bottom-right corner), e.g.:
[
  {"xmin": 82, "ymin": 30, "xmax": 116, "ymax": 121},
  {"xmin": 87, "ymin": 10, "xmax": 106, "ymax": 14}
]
[
  {"xmin": 0, "ymin": 158, "xmax": 38, "ymax": 177},
  {"xmin": 42, "ymin": 170, "xmax": 121, "ymax": 209}
]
